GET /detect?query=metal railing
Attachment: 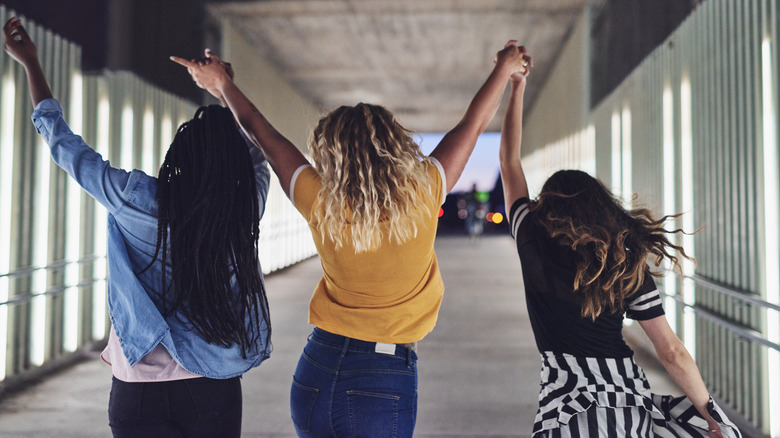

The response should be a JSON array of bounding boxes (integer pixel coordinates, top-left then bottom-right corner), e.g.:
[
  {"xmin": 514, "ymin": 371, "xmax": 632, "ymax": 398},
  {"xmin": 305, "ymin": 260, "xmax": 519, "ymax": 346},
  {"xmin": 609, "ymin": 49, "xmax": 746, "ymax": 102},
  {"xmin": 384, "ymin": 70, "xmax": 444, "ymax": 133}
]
[{"xmin": 664, "ymin": 275, "xmax": 780, "ymax": 354}]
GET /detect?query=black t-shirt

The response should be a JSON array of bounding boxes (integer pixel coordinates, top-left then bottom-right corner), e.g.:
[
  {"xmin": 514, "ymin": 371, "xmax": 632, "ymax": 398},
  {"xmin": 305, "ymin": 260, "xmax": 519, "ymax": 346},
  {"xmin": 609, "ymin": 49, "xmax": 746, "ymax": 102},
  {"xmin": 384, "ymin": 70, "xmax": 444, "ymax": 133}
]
[{"xmin": 509, "ymin": 198, "xmax": 665, "ymax": 358}]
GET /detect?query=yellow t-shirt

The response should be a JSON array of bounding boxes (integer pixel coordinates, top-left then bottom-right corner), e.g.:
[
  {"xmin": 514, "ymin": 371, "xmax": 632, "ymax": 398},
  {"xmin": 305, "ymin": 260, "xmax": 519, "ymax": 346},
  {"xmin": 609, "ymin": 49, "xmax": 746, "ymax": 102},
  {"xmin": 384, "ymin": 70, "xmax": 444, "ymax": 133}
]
[{"xmin": 290, "ymin": 159, "xmax": 447, "ymax": 344}]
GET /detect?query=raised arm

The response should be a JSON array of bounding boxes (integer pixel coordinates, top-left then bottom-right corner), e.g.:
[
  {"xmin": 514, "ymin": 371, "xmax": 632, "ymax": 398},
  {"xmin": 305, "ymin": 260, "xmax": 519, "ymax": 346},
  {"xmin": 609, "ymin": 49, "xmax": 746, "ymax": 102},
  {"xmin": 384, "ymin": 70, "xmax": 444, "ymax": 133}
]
[
  {"xmin": 171, "ymin": 52, "xmax": 308, "ymax": 196},
  {"xmin": 3, "ymin": 17, "xmax": 133, "ymax": 214},
  {"xmin": 3, "ymin": 17, "xmax": 53, "ymax": 105},
  {"xmin": 499, "ymin": 50, "xmax": 532, "ymax": 207},
  {"xmin": 430, "ymin": 41, "xmax": 530, "ymax": 194},
  {"xmin": 638, "ymin": 316, "xmax": 723, "ymax": 437}
]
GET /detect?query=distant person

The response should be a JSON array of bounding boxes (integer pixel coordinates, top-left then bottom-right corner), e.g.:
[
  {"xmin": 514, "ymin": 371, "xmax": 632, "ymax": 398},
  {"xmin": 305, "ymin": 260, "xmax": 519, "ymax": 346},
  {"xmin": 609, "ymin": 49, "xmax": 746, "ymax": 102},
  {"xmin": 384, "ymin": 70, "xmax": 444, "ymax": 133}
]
[
  {"xmin": 497, "ymin": 46, "xmax": 741, "ymax": 437},
  {"xmin": 172, "ymin": 40, "xmax": 529, "ymax": 437},
  {"xmin": 463, "ymin": 183, "xmax": 486, "ymax": 240},
  {"xmin": 4, "ymin": 18, "xmax": 272, "ymax": 437}
]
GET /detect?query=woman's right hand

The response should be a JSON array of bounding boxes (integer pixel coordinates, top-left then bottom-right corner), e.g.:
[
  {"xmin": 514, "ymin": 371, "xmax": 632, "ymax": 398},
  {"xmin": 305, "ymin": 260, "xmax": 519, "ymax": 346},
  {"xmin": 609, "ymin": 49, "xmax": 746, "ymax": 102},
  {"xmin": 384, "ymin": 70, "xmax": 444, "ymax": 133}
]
[
  {"xmin": 706, "ymin": 416, "xmax": 723, "ymax": 438},
  {"xmin": 170, "ymin": 50, "xmax": 233, "ymax": 98}
]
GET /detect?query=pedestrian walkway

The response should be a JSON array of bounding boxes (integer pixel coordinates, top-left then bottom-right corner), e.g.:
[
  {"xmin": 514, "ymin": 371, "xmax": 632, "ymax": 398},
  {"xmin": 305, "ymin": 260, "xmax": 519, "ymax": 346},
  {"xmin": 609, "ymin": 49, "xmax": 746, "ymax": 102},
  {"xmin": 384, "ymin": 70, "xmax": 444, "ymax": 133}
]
[{"xmin": 0, "ymin": 235, "xmax": 681, "ymax": 437}]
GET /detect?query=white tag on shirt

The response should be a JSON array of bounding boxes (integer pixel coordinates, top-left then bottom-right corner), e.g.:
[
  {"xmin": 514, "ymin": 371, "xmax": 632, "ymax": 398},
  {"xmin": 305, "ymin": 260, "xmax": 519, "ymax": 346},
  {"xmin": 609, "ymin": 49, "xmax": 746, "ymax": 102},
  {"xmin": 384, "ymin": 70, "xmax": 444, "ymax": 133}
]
[{"xmin": 375, "ymin": 342, "xmax": 396, "ymax": 355}]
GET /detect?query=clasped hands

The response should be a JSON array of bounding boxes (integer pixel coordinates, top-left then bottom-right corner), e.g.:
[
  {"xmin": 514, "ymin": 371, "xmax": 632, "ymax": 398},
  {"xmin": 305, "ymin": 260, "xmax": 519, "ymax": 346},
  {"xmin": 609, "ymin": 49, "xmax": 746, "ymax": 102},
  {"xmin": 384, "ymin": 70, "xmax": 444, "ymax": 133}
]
[{"xmin": 173, "ymin": 40, "xmax": 533, "ymax": 99}]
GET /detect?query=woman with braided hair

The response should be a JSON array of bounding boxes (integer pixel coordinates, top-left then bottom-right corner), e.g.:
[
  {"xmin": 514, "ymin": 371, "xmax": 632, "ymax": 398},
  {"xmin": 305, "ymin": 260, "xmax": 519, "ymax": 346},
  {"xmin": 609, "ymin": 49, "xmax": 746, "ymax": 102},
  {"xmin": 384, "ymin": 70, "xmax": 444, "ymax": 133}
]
[
  {"xmin": 173, "ymin": 40, "xmax": 530, "ymax": 437},
  {"xmin": 4, "ymin": 17, "xmax": 271, "ymax": 437}
]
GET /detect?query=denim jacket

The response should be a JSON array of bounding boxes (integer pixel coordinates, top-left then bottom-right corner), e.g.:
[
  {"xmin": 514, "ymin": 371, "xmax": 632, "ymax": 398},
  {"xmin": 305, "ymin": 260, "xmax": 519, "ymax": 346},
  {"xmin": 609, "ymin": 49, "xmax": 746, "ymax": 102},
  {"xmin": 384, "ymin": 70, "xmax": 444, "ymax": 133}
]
[{"xmin": 32, "ymin": 98, "xmax": 272, "ymax": 378}]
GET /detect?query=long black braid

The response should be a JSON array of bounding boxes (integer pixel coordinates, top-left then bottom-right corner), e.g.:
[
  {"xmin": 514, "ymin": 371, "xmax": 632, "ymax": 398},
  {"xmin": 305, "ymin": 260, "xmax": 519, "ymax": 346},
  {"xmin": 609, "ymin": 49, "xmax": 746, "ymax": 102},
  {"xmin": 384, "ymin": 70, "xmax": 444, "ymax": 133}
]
[{"xmin": 149, "ymin": 105, "xmax": 269, "ymax": 357}]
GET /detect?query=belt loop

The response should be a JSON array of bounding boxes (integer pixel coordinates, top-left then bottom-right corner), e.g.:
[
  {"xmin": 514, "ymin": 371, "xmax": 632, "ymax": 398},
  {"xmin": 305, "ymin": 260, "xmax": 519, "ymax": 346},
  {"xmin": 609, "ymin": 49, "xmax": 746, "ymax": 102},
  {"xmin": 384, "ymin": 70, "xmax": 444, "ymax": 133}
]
[
  {"xmin": 406, "ymin": 346, "xmax": 412, "ymax": 368},
  {"xmin": 340, "ymin": 335, "xmax": 350, "ymax": 358}
]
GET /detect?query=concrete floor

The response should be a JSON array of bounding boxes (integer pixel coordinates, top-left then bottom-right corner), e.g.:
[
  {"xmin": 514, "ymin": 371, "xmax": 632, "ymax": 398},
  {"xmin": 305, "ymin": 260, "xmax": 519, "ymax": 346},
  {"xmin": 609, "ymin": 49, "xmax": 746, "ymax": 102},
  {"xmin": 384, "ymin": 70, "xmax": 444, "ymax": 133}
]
[{"xmin": 0, "ymin": 235, "xmax": 684, "ymax": 437}]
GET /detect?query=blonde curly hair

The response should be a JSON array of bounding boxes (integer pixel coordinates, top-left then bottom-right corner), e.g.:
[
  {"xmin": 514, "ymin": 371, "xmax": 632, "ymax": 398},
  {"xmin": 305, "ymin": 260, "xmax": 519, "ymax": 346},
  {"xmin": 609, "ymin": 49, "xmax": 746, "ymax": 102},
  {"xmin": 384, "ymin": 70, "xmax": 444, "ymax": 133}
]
[{"xmin": 308, "ymin": 103, "xmax": 435, "ymax": 253}]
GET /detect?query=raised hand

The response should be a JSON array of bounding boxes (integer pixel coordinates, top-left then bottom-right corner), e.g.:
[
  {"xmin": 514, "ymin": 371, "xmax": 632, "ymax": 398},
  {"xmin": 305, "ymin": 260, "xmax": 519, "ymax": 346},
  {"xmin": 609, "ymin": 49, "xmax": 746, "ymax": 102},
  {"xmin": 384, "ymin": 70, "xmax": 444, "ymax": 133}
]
[
  {"xmin": 494, "ymin": 41, "xmax": 532, "ymax": 85},
  {"xmin": 171, "ymin": 49, "xmax": 234, "ymax": 102},
  {"xmin": 3, "ymin": 17, "xmax": 39, "ymax": 67},
  {"xmin": 2, "ymin": 17, "xmax": 52, "ymax": 105},
  {"xmin": 510, "ymin": 46, "xmax": 532, "ymax": 86}
]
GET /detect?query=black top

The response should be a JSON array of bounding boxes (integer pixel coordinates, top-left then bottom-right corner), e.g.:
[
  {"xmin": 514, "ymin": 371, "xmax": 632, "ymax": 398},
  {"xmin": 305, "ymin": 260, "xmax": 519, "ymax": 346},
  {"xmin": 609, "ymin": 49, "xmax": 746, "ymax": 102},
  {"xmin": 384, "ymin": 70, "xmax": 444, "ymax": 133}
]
[{"xmin": 509, "ymin": 198, "xmax": 664, "ymax": 358}]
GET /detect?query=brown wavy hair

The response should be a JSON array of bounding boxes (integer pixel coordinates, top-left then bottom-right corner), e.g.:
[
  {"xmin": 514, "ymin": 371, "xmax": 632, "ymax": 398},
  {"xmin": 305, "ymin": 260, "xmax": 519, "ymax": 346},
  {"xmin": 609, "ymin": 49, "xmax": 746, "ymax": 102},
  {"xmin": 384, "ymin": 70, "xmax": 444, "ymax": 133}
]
[
  {"xmin": 530, "ymin": 170, "xmax": 691, "ymax": 320},
  {"xmin": 308, "ymin": 103, "xmax": 434, "ymax": 253}
]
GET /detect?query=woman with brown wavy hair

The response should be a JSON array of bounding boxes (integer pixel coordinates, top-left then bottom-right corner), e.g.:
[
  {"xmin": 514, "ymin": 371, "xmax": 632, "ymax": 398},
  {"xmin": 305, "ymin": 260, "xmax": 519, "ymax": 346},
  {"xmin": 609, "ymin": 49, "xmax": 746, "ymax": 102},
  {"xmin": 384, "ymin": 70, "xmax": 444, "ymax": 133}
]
[
  {"xmin": 499, "ymin": 58, "xmax": 741, "ymax": 437},
  {"xmin": 174, "ymin": 41, "xmax": 529, "ymax": 437}
]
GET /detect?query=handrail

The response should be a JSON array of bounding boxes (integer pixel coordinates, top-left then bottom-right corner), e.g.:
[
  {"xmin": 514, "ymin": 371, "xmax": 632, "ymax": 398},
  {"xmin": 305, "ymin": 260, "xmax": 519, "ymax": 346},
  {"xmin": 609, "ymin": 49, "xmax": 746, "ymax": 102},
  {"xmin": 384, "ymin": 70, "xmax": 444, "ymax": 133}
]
[
  {"xmin": 0, "ymin": 276, "xmax": 107, "ymax": 307},
  {"xmin": 0, "ymin": 254, "xmax": 104, "ymax": 280},
  {"xmin": 660, "ymin": 290, "xmax": 780, "ymax": 352},
  {"xmin": 689, "ymin": 274, "xmax": 780, "ymax": 313}
]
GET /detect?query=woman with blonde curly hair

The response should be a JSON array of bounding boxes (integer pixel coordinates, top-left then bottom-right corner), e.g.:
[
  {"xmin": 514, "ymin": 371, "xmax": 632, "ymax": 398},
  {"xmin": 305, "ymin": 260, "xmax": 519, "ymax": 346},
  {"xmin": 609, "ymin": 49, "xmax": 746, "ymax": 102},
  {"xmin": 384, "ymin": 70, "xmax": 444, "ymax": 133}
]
[
  {"xmin": 173, "ymin": 41, "xmax": 529, "ymax": 437},
  {"xmin": 499, "ymin": 57, "xmax": 741, "ymax": 437}
]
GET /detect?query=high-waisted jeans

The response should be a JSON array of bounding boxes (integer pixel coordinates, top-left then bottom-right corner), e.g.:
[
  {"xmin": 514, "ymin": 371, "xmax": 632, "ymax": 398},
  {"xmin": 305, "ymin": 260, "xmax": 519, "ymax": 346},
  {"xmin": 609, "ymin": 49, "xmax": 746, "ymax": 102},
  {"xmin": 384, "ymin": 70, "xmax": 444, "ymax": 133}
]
[
  {"xmin": 290, "ymin": 327, "xmax": 418, "ymax": 438},
  {"xmin": 108, "ymin": 376, "xmax": 242, "ymax": 438}
]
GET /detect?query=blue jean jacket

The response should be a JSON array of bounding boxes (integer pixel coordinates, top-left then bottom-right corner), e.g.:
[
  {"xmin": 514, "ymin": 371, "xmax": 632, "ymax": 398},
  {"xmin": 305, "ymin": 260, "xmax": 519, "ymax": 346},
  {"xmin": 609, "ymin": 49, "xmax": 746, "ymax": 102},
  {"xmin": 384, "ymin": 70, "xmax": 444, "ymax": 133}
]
[{"xmin": 32, "ymin": 98, "xmax": 272, "ymax": 378}]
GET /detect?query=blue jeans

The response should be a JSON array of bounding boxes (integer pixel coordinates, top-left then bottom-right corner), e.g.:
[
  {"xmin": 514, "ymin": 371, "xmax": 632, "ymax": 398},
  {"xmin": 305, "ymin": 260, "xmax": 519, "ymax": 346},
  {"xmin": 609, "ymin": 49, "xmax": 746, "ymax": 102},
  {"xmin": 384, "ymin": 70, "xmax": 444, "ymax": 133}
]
[
  {"xmin": 290, "ymin": 328, "xmax": 418, "ymax": 438},
  {"xmin": 108, "ymin": 376, "xmax": 242, "ymax": 437}
]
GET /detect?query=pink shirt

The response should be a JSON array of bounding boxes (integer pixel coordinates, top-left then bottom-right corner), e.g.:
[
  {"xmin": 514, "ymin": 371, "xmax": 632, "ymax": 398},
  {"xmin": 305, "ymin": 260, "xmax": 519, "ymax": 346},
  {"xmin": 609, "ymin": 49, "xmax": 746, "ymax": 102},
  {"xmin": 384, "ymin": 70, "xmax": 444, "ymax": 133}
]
[{"xmin": 101, "ymin": 325, "xmax": 200, "ymax": 382}]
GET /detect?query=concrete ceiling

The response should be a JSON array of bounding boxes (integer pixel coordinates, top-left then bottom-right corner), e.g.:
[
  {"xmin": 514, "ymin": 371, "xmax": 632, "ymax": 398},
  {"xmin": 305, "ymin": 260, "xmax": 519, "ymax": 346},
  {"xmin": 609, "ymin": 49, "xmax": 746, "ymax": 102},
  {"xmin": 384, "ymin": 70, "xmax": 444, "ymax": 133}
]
[{"xmin": 208, "ymin": 0, "xmax": 593, "ymax": 133}]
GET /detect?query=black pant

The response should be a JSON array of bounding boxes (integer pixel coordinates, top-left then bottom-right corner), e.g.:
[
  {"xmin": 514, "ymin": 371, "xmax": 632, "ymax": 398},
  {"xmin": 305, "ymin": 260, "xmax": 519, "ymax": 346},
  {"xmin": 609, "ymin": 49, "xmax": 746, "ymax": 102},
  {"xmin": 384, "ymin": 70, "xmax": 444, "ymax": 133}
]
[{"xmin": 108, "ymin": 376, "xmax": 242, "ymax": 438}]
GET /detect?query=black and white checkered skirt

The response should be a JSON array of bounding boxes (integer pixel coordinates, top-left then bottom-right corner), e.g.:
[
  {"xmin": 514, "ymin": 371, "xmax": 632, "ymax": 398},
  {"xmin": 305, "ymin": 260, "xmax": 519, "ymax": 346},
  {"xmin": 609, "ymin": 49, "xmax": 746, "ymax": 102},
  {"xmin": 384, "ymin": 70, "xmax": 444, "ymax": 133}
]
[{"xmin": 533, "ymin": 352, "xmax": 742, "ymax": 437}]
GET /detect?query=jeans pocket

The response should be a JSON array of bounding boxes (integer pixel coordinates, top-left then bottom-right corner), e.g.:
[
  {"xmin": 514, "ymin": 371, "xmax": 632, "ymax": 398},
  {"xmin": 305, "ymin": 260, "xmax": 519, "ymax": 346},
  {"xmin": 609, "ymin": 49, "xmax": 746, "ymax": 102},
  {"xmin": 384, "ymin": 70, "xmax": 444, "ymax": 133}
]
[
  {"xmin": 108, "ymin": 378, "xmax": 144, "ymax": 427},
  {"xmin": 184, "ymin": 377, "xmax": 242, "ymax": 421},
  {"xmin": 347, "ymin": 390, "xmax": 400, "ymax": 438},
  {"xmin": 290, "ymin": 377, "xmax": 319, "ymax": 433}
]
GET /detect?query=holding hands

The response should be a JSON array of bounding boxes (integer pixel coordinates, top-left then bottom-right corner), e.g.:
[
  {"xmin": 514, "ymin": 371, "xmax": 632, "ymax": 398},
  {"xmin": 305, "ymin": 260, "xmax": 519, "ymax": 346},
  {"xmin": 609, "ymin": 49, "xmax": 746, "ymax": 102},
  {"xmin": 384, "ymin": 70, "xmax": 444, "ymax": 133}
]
[{"xmin": 494, "ymin": 40, "xmax": 532, "ymax": 86}]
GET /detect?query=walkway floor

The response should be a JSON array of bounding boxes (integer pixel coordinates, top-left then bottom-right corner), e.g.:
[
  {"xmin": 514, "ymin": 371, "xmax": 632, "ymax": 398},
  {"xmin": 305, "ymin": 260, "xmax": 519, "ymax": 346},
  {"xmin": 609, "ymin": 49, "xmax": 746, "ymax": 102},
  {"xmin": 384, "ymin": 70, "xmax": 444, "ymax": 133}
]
[{"xmin": 0, "ymin": 235, "xmax": 681, "ymax": 437}]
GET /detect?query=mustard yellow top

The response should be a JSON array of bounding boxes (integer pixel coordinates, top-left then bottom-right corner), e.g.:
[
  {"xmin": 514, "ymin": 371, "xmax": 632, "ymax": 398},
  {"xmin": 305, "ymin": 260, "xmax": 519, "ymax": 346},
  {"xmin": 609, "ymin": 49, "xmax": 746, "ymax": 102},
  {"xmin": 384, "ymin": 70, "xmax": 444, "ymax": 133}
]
[{"xmin": 290, "ymin": 159, "xmax": 447, "ymax": 343}]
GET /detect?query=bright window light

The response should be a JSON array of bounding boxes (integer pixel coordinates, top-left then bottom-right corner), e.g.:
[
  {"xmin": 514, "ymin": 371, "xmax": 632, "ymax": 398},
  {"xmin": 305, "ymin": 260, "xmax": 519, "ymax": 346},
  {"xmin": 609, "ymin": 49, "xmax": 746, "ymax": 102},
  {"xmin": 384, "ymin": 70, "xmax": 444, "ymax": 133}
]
[
  {"xmin": 121, "ymin": 105, "xmax": 134, "ymax": 170},
  {"xmin": 662, "ymin": 85, "xmax": 678, "ymax": 332},
  {"xmin": 611, "ymin": 112, "xmax": 621, "ymax": 195},
  {"xmin": 0, "ymin": 291, "xmax": 7, "ymax": 379},
  {"xmin": 30, "ymin": 294, "xmax": 46, "ymax": 365},
  {"xmin": 663, "ymin": 85, "xmax": 677, "ymax": 219},
  {"xmin": 680, "ymin": 75, "xmax": 696, "ymax": 354},
  {"xmin": 92, "ymin": 95, "xmax": 110, "ymax": 340},
  {"xmin": 31, "ymin": 132, "xmax": 52, "ymax": 365},
  {"xmin": 621, "ymin": 107, "xmax": 632, "ymax": 208},
  {"xmin": 64, "ymin": 73, "xmax": 84, "ymax": 353},
  {"xmin": 160, "ymin": 114, "xmax": 172, "ymax": 166},
  {"xmin": 584, "ymin": 124, "xmax": 596, "ymax": 175},
  {"xmin": 0, "ymin": 71, "xmax": 17, "ymax": 379},
  {"xmin": 0, "ymin": 75, "xmax": 15, "ymax": 299},
  {"xmin": 761, "ymin": 36, "xmax": 779, "ymax": 437},
  {"xmin": 142, "ymin": 108, "xmax": 154, "ymax": 174}
]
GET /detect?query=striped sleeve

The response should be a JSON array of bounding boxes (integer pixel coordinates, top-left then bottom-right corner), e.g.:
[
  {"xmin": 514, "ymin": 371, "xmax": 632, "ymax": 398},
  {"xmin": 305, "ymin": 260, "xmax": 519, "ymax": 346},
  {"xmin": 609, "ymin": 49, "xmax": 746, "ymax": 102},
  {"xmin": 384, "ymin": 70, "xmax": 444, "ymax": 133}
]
[
  {"xmin": 625, "ymin": 274, "xmax": 665, "ymax": 320},
  {"xmin": 508, "ymin": 197, "xmax": 531, "ymax": 240}
]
